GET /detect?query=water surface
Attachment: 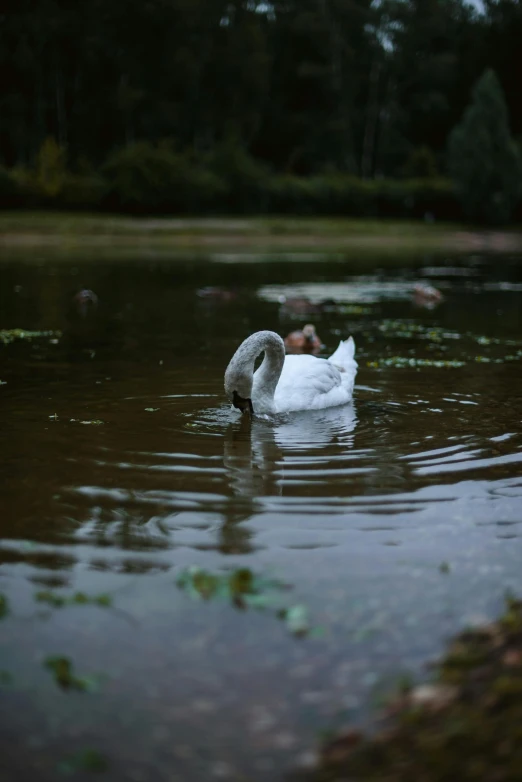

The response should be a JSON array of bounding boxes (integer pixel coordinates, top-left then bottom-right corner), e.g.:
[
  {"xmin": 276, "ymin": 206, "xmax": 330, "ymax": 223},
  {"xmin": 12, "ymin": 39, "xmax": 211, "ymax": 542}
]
[{"xmin": 1, "ymin": 250, "xmax": 522, "ymax": 780}]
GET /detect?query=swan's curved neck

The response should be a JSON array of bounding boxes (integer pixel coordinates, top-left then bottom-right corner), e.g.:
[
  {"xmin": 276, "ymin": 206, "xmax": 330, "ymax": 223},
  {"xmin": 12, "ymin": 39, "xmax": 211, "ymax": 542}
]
[{"xmin": 224, "ymin": 331, "xmax": 285, "ymax": 414}]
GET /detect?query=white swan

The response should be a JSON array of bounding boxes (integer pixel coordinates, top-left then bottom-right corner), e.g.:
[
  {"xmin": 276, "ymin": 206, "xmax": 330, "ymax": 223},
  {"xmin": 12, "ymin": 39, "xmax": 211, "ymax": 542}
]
[{"xmin": 224, "ymin": 330, "xmax": 357, "ymax": 415}]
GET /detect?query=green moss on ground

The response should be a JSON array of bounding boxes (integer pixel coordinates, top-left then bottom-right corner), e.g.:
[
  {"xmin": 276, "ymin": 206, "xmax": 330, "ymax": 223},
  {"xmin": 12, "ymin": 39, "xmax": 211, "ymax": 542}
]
[{"xmin": 304, "ymin": 598, "xmax": 522, "ymax": 782}]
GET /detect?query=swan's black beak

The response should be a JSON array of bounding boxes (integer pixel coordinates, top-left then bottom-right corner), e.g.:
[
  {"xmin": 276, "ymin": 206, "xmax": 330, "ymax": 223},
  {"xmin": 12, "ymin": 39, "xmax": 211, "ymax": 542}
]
[{"xmin": 232, "ymin": 391, "xmax": 254, "ymax": 416}]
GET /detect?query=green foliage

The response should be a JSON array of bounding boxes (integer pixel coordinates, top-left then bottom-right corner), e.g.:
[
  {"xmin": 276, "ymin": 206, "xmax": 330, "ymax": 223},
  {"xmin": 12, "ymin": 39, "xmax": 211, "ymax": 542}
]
[
  {"xmin": 205, "ymin": 141, "xmax": 269, "ymax": 212},
  {"xmin": 0, "ymin": 166, "xmax": 19, "ymax": 206},
  {"xmin": 402, "ymin": 147, "xmax": 439, "ymax": 179},
  {"xmin": 0, "ymin": 0, "xmax": 520, "ymax": 221},
  {"xmin": 60, "ymin": 174, "xmax": 109, "ymax": 209},
  {"xmin": 265, "ymin": 175, "xmax": 457, "ymax": 219},
  {"xmin": 448, "ymin": 69, "xmax": 522, "ymax": 224},
  {"xmin": 103, "ymin": 141, "xmax": 225, "ymax": 213},
  {"xmin": 36, "ymin": 138, "xmax": 67, "ymax": 198}
]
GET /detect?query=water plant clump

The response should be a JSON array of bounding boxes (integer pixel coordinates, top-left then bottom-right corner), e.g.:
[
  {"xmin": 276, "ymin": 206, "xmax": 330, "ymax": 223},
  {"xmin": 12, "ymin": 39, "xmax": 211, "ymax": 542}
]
[
  {"xmin": 35, "ymin": 590, "xmax": 112, "ymax": 608},
  {"xmin": 0, "ymin": 328, "xmax": 62, "ymax": 345},
  {"xmin": 176, "ymin": 566, "xmax": 310, "ymax": 636},
  {"xmin": 303, "ymin": 597, "xmax": 522, "ymax": 782},
  {"xmin": 44, "ymin": 656, "xmax": 102, "ymax": 692},
  {"xmin": 367, "ymin": 357, "xmax": 466, "ymax": 369}
]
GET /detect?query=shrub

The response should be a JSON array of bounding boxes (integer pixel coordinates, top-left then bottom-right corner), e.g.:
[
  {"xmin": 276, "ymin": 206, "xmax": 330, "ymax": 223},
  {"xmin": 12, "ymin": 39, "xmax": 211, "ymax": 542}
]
[
  {"xmin": 0, "ymin": 165, "xmax": 20, "ymax": 207},
  {"xmin": 205, "ymin": 141, "xmax": 270, "ymax": 212},
  {"xmin": 264, "ymin": 174, "xmax": 458, "ymax": 219},
  {"xmin": 102, "ymin": 141, "xmax": 226, "ymax": 213},
  {"xmin": 402, "ymin": 146, "xmax": 439, "ymax": 179}
]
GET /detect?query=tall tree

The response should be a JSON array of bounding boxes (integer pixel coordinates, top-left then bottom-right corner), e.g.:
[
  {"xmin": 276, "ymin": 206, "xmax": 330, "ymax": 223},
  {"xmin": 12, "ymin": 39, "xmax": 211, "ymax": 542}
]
[{"xmin": 448, "ymin": 69, "xmax": 521, "ymax": 223}]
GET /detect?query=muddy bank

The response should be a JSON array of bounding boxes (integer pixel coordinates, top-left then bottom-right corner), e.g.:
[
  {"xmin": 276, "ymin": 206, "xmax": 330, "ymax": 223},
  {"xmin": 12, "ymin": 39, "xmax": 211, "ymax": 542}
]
[{"xmin": 298, "ymin": 598, "xmax": 522, "ymax": 782}]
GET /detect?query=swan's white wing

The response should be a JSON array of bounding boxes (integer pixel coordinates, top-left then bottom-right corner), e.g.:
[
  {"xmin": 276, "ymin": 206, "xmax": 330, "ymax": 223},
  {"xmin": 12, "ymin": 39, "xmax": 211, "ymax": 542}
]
[{"xmin": 274, "ymin": 354, "xmax": 354, "ymax": 412}]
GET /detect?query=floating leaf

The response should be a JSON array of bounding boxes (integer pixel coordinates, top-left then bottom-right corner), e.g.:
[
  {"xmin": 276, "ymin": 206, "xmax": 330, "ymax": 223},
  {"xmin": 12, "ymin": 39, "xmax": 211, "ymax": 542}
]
[
  {"xmin": 282, "ymin": 604, "xmax": 310, "ymax": 636},
  {"xmin": 44, "ymin": 656, "xmax": 102, "ymax": 692},
  {"xmin": 176, "ymin": 567, "xmax": 309, "ymax": 637}
]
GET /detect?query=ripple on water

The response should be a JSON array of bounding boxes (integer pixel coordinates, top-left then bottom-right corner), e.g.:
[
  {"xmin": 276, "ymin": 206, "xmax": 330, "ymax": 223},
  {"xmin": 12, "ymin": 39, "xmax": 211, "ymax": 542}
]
[{"xmin": 2, "ymin": 254, "xmax": 522, "ymax": 781}]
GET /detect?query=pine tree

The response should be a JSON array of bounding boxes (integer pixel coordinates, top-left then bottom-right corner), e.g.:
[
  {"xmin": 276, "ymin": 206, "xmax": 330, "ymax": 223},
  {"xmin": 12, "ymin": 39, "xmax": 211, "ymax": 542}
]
[{"xmin": 448, "ymin": 69, "xmax": 521, "ymax": 224}]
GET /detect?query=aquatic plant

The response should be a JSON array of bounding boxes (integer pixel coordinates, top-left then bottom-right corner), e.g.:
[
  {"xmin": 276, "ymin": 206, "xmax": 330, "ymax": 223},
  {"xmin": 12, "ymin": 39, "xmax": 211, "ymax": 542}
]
[
  {"xmin": 176, "ymin": 566, "xmax": 310, "ymax": 636},
  {"xmin": 367, "ymin": 357, "xmax": 465, "ymax": 369},
  {"xmin": 35, "ymin": 590, "xmax": 112, "ymax": 608},
  {"xmin": 44, "ymin": 656, "xmax": 102, "ymax": 692},
  {"xmin": 0, "ymin": 328, "xmax": 62, "ymax": 345}
]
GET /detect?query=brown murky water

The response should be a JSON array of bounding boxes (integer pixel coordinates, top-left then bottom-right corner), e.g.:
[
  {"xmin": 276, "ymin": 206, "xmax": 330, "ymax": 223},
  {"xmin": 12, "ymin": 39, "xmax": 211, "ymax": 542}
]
[{"xmin": 1, "ymin": 250, "xmax": 522, "ymax": 780}]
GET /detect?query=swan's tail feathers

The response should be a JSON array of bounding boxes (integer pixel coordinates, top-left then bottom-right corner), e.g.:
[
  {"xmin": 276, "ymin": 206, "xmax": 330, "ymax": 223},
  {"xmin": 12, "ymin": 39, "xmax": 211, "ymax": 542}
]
[{"xmin": 328, "ymin": 336, "xmax": 357, "ymax": 372}]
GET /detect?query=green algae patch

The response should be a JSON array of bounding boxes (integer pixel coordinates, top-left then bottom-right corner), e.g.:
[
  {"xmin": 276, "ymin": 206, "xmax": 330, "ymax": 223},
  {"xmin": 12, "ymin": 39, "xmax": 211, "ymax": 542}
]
[
  {"xmin": 35, "ymin": 590, "xmax": 112, "ymax": 608},
  {"xmin": 365, "ymin": 319, "xmax": 522, "ymax": 370},
  {"xmin": 176, "ymin": 566, "xmax": 311, "ymax": 636},
  {"xmin": 0, "ymin": 328, "xmax": 62, "ymax": 345},
  {"xmin": 44, "ymin": 656, "xmax": 103, "ymax": 692},
  {"xmin": 367, "ymin": 357, "xmax": 465, "ymax": 369},
  {"xmin": 303, "ymin": 598, "xmax": 522, "ymax": 782}
]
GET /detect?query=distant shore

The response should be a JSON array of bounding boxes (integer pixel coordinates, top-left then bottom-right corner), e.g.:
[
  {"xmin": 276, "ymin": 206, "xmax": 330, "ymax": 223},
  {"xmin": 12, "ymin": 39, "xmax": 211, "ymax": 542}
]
[{"xmin": 1, "ymin": 212, "xmax": 521, "ymax": 256}]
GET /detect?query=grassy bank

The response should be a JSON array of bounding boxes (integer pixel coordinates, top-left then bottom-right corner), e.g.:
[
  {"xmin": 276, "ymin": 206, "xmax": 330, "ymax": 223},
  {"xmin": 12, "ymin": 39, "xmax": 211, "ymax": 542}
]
[
  {"xmin": 1, "ymin": 212, "xmax": 522, "ymax": 255},
  {"xmin": 299, "ymin": 597, "xmax": 522, "ymax": 782}
]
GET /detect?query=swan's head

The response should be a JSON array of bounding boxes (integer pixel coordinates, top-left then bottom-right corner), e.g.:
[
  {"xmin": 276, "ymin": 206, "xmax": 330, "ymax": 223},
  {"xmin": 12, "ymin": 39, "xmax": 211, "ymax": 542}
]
[{"xmin": 224, "ymin": 364, "xmax": 254, "ymax": 415}]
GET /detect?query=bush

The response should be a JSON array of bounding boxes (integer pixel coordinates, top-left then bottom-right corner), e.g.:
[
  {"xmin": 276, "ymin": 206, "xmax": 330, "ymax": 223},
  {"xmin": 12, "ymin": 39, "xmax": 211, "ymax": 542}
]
[
  {"xmin": 102, "ymin": 141, "xmax": 226, "ymax": 213},
  {"xmin": 60, "ymin": 174, "xmax": 109, "ymax": 210},
  {"xmin": 264, "ymin": 175, "xmax": 459, "ymax": 219},
  {"xmin": 402, "ymin": 146, "xmax": 439, "ymax": 179},
  {"xmin": 205, "ymin": 141, "xmax": 270, "ymax": 212},
  {"xmin": 0, "ymin": 165, "xmax": 20, "ymax": 207}
]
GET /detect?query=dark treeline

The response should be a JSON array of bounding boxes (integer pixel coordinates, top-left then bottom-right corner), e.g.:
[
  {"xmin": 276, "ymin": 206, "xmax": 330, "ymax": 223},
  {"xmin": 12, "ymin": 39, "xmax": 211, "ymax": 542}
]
[{"xmin": 1, "ymin": 0, "xmax": 521, "ymax": 221}]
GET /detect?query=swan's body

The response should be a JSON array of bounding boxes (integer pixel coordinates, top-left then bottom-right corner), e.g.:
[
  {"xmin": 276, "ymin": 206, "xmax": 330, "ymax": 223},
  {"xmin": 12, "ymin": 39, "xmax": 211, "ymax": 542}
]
[{"xmin": 224, "ymin": 330, "xmax": 357, "ymax": 415}]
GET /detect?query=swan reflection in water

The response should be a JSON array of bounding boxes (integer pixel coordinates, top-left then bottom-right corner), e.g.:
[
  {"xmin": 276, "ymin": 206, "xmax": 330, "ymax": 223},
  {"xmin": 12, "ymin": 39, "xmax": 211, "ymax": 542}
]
[{"xmin": 219, "ymin": 404, "xmax": 358, "ymax": 552}]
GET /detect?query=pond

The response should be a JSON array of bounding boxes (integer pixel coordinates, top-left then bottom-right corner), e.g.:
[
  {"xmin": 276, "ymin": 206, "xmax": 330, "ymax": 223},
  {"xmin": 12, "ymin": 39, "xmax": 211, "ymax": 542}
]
[{"xmin": 1, "ymin": 248, "xmax": 522, "ymax": 780}]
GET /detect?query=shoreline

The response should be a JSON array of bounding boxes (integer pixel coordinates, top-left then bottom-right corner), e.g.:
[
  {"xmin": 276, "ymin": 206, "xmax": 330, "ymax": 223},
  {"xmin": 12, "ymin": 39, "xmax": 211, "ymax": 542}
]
[{"xmin": 1, "ymin": 213, "xmax": 521, "ymax": 254}]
